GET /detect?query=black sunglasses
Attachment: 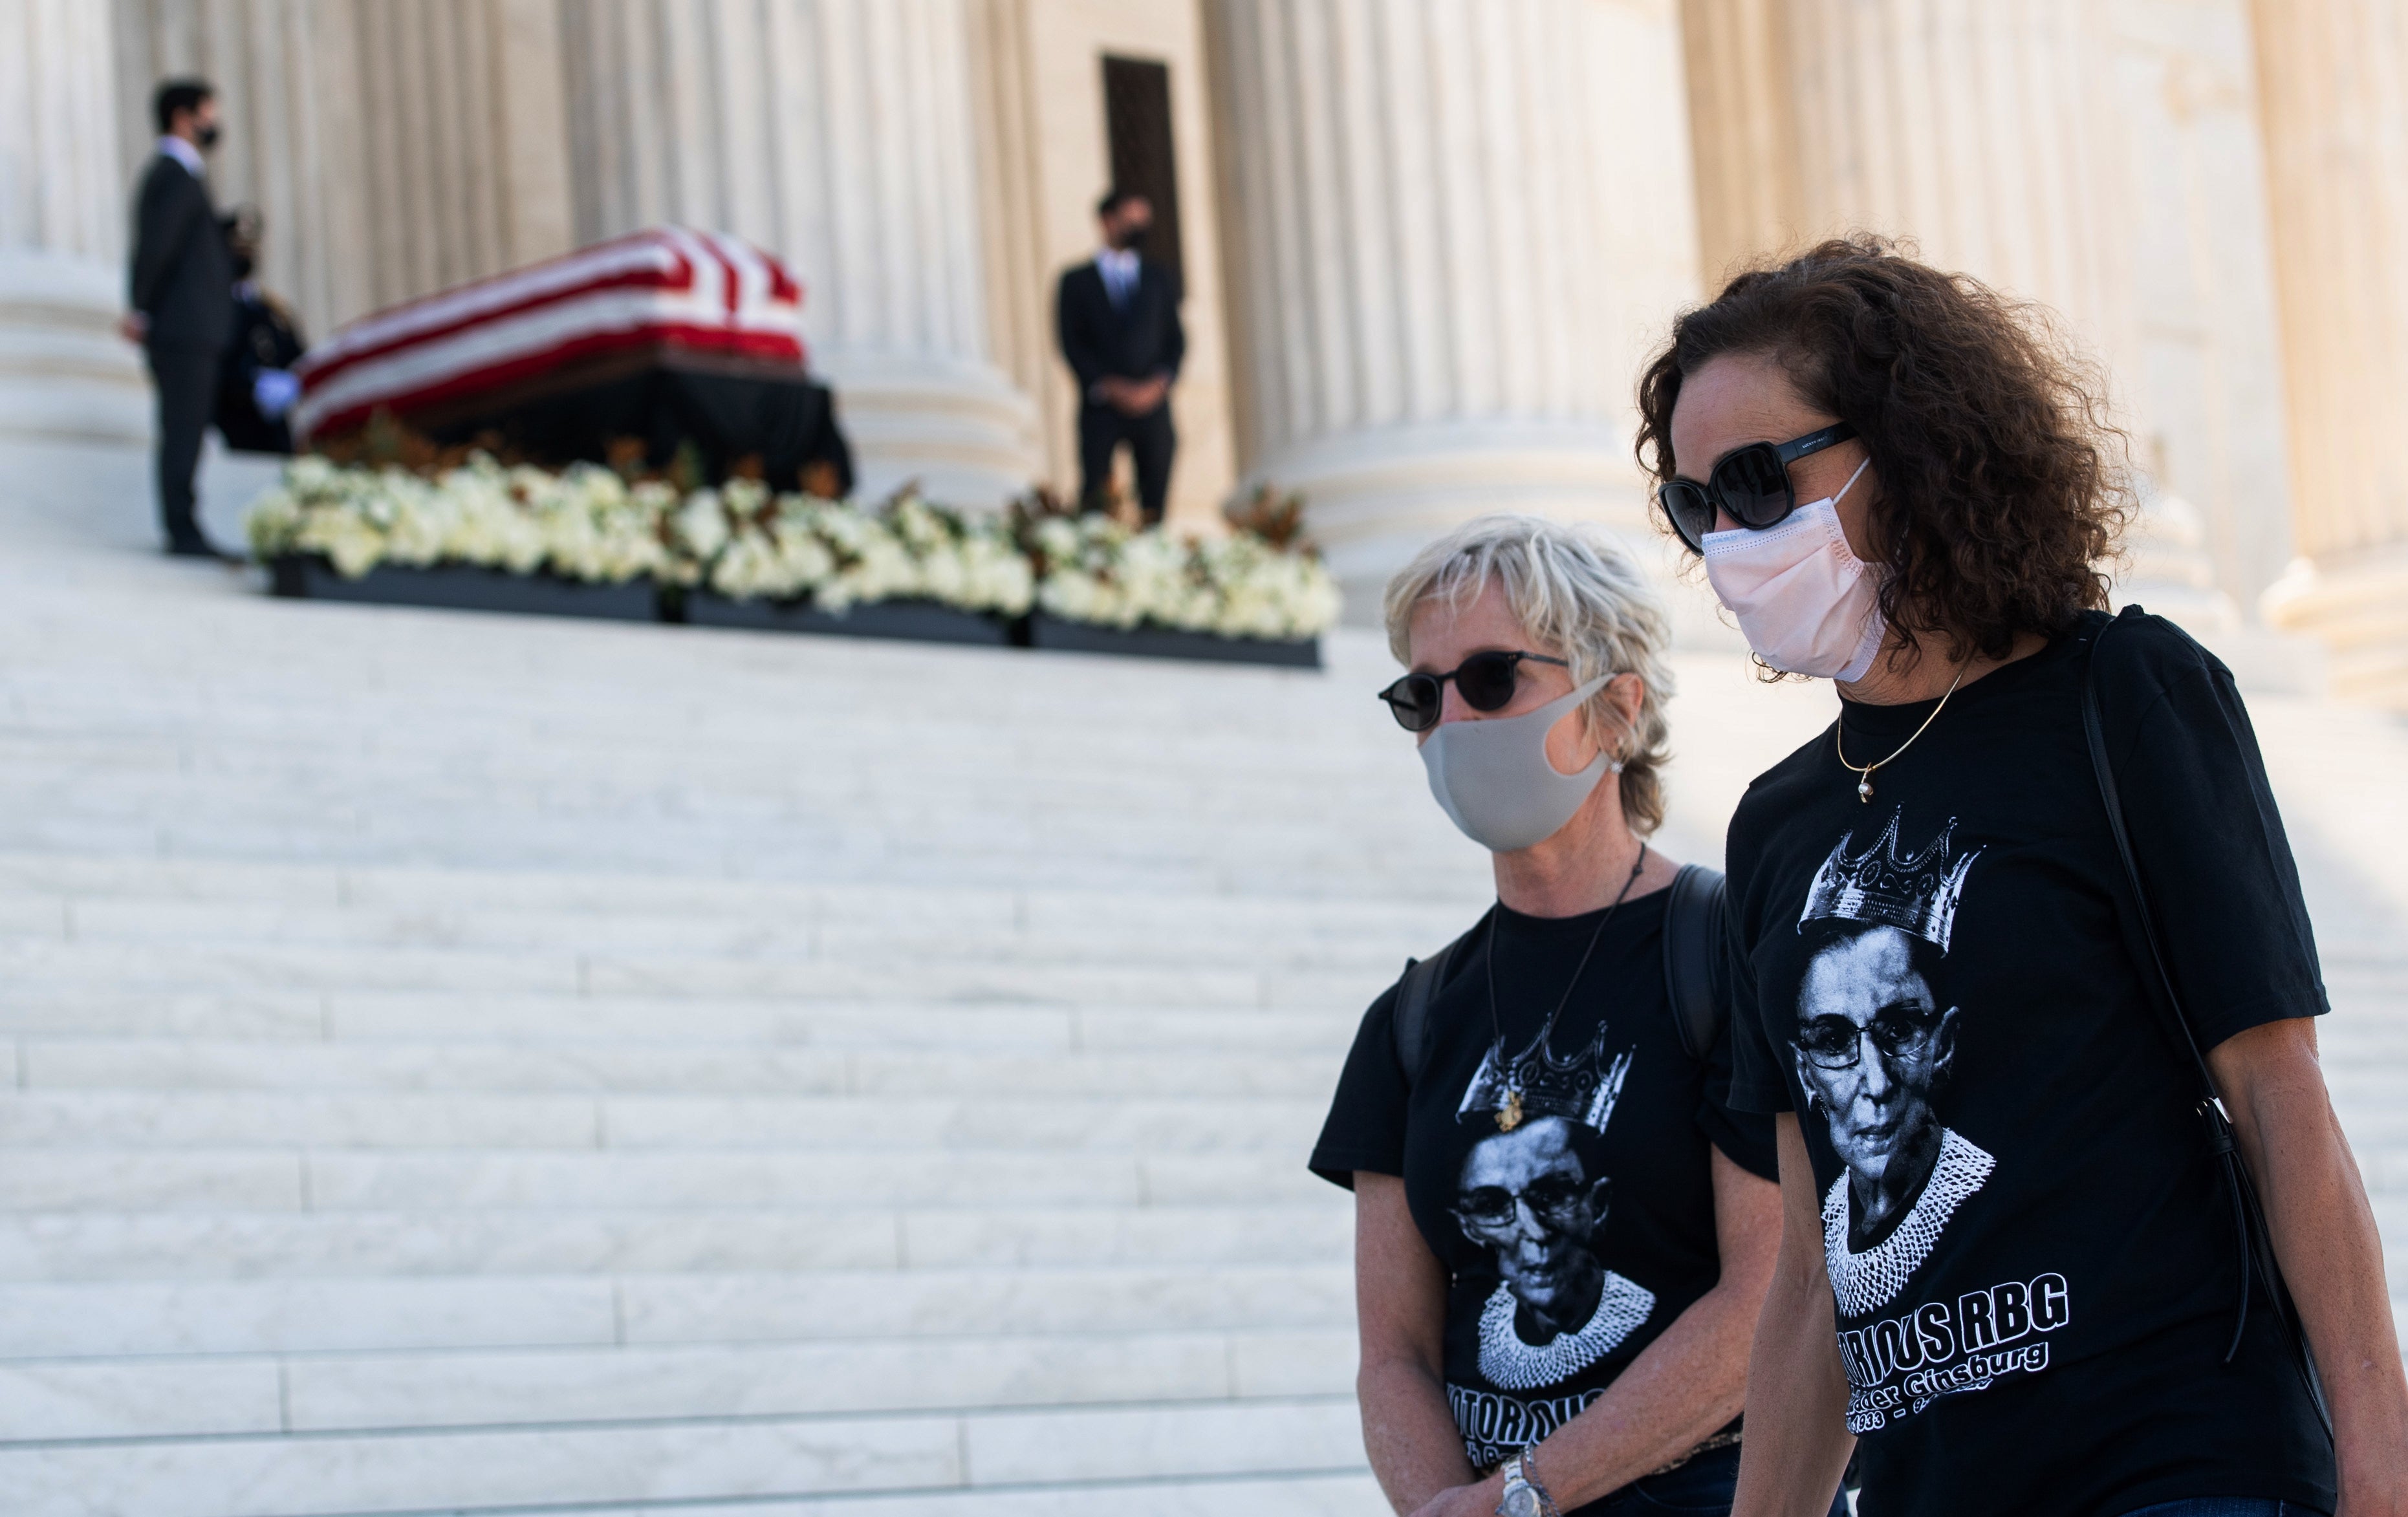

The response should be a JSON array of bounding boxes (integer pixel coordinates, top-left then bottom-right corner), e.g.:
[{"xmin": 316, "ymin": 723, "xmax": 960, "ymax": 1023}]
[
  {"xmin": 1656, "ymin": 422, "xmax": 1858, "ymax": 554},
  {"xmin": 1378, "ymin": 651, "xmax": 1568, "ymax": 733}
]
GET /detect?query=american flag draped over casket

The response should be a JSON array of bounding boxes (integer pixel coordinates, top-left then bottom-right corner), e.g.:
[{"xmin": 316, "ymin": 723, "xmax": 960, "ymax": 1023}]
[{"xmin": 292, "ymin": 227, "xmax": 807, "ymax": 444}]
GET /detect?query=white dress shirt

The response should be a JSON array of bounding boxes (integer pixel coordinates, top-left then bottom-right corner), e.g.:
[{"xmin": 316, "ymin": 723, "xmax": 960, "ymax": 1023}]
[
  {"xmin": 1096, "ymin": 246, "xmax": 1139, "ymax": 307},
  {"xmin": 157, "ymin": 134, "xmax": 206, "ymax": 178}
]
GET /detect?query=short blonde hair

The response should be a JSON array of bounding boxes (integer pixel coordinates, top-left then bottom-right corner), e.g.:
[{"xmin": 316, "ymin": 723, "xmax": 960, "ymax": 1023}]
[{"xmin": 1383, "ymin": 515, "xmax": 1676, "ymax": 835}]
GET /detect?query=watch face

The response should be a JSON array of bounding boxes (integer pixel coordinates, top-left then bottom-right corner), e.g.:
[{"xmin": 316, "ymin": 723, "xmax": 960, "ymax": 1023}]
[{"xmin": 1498, "ymin": 1488, "xmax": 1542, "ymax": 1517}]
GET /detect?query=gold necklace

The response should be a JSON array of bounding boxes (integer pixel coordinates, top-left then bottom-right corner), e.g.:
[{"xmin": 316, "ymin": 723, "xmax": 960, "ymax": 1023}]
[{"xmin": 1835, "ymin": 664, "xmax": 1967, "ymax": 803}]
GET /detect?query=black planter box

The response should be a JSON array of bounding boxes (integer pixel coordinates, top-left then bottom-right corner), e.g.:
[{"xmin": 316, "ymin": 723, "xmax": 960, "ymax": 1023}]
[
  {"xmin": 684, "ymin": 592, "xmax": 1014, "ymax": 647},
  {"xmin": 1025, "ymin": 611, "xmax": 1321, "ymax": 668},
  {"xmin": 270, "ymin": 555, "xmax": 658, "ymax": 621}
]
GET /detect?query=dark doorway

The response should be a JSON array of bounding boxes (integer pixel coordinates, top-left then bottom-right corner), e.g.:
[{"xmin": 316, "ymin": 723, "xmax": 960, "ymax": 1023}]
[{"xmin": 1101, "ymin": 55, "xmax": 1184, "ymax": 291}]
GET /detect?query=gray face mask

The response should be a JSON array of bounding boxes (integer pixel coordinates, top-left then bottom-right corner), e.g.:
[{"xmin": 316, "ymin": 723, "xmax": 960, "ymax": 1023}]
[{"xmin": 1418, "ymin": 676, "xmax": 1616, "ymax": 853}]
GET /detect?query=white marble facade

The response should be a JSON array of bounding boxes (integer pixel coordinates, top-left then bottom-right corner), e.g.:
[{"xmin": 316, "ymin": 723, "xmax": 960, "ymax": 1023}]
[
  {"xmin": 0, "ymin": 0, "xmax": 147, "ymax": 445},
  {"xmin": 2251, "ymin": 0, "xmax": 2408, "ymax": 705},
  {"xmin": 1204, "ymin": 0, "xmax": 1704, "ymax": 612},
  {"xmin": 21, "ymin": 0, "xmax": 2408, "ymax": 685}
]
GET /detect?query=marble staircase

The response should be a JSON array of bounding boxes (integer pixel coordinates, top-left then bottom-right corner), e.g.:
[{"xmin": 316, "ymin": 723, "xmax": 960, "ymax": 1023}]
[{"xmin": 0, "ymin": 440, "xmax": 2400, "ymax": 1516}]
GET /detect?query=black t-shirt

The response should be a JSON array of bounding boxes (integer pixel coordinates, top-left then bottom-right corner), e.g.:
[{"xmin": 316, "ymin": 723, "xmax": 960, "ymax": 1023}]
[
  {"xmin": 1312, "ymin": 888, "xmax": 1778, "ymax": 1478},
  {"xmin": 1725, "ymin": 609, "xmax": 2335, "ymax": 1517}
]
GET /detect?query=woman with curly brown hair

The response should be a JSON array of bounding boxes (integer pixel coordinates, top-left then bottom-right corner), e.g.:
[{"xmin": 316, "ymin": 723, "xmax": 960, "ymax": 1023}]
[{"xmin": 1634, "ymin": 238, "xmax": 2406, "ymax": 1517}]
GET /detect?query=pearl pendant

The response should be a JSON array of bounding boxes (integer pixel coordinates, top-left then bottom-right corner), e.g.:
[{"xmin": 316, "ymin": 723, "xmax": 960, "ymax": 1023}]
[
  {"xmin": 1856, "ymin": 775, "xmax": 1874, "ymax": 802},
  {"xmin": 1498, "ymin": 1088, "xmax": 1524, "ymax": 1132}
]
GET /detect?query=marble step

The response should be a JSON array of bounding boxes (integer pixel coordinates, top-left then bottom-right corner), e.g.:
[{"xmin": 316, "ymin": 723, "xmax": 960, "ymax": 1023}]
[
  {"xmin": 12, "ymin": 1038, "xmax": 1351, "ymax": 1100},
  {"xmin": 0, "ymin": 852, "xmax": 1477, "ymax": 933},
  {"xmin": 0, "ymin": 826, "xmax": 1469, "ymax": 899},
  {"xmin": 0, "ymin": 1202, "xmax": 1352, "ymax": 1280},
  {"xmin": 0, "ymin": 1326, "xmax": 1357, "ymax": 1440},
  {"xmin": 0, "ymin": 1394, "xmax": 1368, "ymax": 1517},
  {"xmin": 0, "ymin": 1146, "xmax": 1329, "ymax": 1212},
  {"xmin": 0, "ymin": 938, "xmax": 1383, "ymax": 1011},
  {"xmin": 0, "ymin": 672, "xmax": 1385, "ymax": 747},
  {"xmin": 0, "ymin": 786, "xmax": 1464, "ymax": 866},
  {"xmin": 0, "ymin": 1263, "xmax": 1354, "ymax": 1359},
  {"xmin": 0, "ymin": 941, "xmax": 1365, "ymax": 1002},
  {"xmin": 0, "ymin": 1090, "xmax": 1333, "ymax": 1154},
  {"xmin": 0, "ymin": 867, "xmax": 1474, "ymax": 944},
  {"xmin": 9, "ymin": 696, "xmax": 1395, "ymax": 763},
  {"xmin": 18, "ymin": 897, "xmax": 1437, "ymax": 972},
  {"xmin": 0, "ymin": 988, "xmax": 1369, "ymax": 1056},
  {"xmin": 0, "ymin": 785, "xmax": 1446, "ymax": 859},
  {"xmin": 34, "ymin": 740, "xmax": 1418, "ymax": 801},
  {"xmin": 10, "ymin": 676, "xmax": 1388, "ymax": 757}
]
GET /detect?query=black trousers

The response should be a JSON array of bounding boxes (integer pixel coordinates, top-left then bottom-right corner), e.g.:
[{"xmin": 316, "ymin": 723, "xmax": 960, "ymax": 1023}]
[
  {"xmin": 147, "ymin": 343, "xmax": 222, "ymax": 550},
  {"xmin": 1078, "ymin": 400, "xmax": 1175, "ymax": 522}
]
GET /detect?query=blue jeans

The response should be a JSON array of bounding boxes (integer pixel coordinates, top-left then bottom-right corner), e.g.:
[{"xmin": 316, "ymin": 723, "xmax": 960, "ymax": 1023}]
[
  {"xmin": 2118, "ymin": 1503, "xmax": 2326, "ymax": 1517},
  {"xmin": 1574, "ymin": 1446, "xmax": 1850, "ymax": 1516}
]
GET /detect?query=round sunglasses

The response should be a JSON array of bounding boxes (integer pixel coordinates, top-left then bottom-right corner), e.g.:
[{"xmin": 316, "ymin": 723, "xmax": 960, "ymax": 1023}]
[
  {"xmin": 1794, "ymin": 1003, "xmax": 1944, "ymax": 1070},
  {"xmin": 1656, "ymin": 422, "xmax": 1858, "ymax": 554},
  {"xmin": 1378, "ymin": 650, "xmax": 1568, "ymax": 733}
]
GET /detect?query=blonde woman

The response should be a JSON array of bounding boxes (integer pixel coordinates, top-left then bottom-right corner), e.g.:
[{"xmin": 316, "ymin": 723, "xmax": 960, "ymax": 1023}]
[{"xmin": 1312, "ymin": 517, "xmax": 1841, "ymax": 1517}]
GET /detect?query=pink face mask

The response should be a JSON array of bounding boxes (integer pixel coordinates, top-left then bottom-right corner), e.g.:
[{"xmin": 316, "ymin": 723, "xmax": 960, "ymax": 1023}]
[{"xmin": 1700, "ymin": 457, "xmax": 1885, "ymax": 683}]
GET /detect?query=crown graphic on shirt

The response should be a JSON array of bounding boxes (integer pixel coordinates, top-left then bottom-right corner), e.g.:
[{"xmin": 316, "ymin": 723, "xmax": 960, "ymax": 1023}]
[
  {"xmin": 1795, "ymin": 810, "xmax": 1979, "ymax": 952},
  {"xmin": 1458, "ymin": 1018, "xmax": 1634, "ymax": 1132}
]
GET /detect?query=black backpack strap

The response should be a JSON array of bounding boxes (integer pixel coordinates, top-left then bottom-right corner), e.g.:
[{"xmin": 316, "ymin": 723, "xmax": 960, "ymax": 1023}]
[
  {"xmin": 1392, "ymin": 918, "xmax": 1481, "ymax": 1088},
  {"xmin": 1661, "ymin": 862, "xmax": 1728, "ymax": 1064},
  {"xmin": 1407, "ymin": 882, "xmax": 1729, "ymax": 1077},
  {"xmin": 2085, "ymin": 612, "xmax": 2329, "ymax": 1433}
]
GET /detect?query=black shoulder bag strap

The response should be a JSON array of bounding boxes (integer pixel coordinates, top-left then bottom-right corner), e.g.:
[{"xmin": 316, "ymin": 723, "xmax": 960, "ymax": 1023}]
[
  {"xmin": 1661, "ymin": 862, "xmax": 1728, "ymax": 1063},
  {"xmin": 1396, "ymin": 869, "xmax": 1734, "ymax": 1084},
  {"xmin": 2083, "ymin": 614, "xmax": 2330, "ymax": 1434},
  {"xmin": 1391, "ymin": 912, "xmax": 1484, "ymax": 1086}
]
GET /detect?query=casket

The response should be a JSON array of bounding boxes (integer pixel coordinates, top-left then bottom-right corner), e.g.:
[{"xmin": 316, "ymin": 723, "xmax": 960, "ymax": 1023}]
[{"xmin": 291, "ymin": 227, "xmax": 809, "ymax": 446}]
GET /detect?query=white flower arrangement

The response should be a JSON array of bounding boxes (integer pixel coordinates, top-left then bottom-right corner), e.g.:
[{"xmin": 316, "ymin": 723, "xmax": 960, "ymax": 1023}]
[
  {"xmin": 1029, "ymin": 513, "xmax": 1341, "ymax": 641},
  {"xmin": 245, "ymin": 454, "xmax": 671, "ymax": 584},
  {"xmin": 690, "ymin": 488, "xmax": 1035, "ymax": 616},
  {"xmin": 248, "ymin": 459, "xmax": 1338, "ymax": 640}
]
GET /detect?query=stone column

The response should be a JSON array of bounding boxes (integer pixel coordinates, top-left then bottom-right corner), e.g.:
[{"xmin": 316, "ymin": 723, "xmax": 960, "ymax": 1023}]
[
  {"xmin": 559, "ymin": 0, "xmax": 1039, "ymax": 507},
  {"xmin": 0, "ymin": 0, "xmax": 147, "ymax": 446},
  {"xmin": 2251, "ymin": 0, "xmax": 2408, "ymax": 705},
  {"xmin": 1679, "ymin": 0, "xmax": 2301, "ymax": 636},
  {"xmin": 1205, "ymin": 0, "xmax": 1705, "ymax": 617}
]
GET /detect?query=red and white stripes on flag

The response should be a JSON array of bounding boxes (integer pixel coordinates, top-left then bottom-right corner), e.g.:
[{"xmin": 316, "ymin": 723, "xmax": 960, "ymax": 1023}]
[{"xmin": 292, "ymin": 227, "xmax": 808, "ymax": 442}]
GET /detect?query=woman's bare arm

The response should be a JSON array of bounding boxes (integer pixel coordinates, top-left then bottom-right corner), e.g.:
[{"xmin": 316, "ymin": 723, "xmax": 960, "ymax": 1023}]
[
  {"xmin": 2209, "ymin": 1017, "xmax": 2408, "ymax": 1517},
  {"xmin": 1512, "ymin": 1146, "xmax": 1783, "ymax": 1507},
  {"xmin": 1356, "ymin": 1170, "xmax": 1477, "ymax": 1513},
  {"xmin": 1403, "ymin": 1149, "xmax": 1786, "ymax": 1517},
  {"xmin": 1731, "ymin": 1114, "xmax": 1856, "ymax": 1517}
]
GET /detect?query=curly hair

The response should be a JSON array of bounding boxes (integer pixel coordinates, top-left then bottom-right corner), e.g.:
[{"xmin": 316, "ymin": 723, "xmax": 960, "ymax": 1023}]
[{"xmin": 1634, "ymin": 237, "xmax": 2131, "ymax": 665}]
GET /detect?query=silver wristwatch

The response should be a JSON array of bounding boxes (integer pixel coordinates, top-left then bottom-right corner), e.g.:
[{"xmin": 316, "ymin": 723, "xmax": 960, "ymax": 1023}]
[{"xmin": 1496, "ymin": 1448, "xmax": 1561, "ymax": 1517}]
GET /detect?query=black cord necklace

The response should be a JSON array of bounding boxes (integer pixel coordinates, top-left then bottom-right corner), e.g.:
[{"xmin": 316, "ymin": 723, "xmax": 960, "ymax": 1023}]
[{"xmin": 1483, "ymin": 845, "xmax": 1648, "ymax": 1132}]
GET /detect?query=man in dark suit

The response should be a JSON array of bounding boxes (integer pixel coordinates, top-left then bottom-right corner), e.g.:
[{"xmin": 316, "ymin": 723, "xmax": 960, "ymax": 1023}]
[
  {"xmin": 1055, "ymin": 189, "xmax": 1185, "ymax": 524},
  {"xmin": 126, "ymin": 79, "xmax": 239, "ymax": 559}
]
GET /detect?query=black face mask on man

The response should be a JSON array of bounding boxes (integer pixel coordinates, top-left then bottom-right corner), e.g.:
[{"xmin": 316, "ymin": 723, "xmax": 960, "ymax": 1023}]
[
  {"xmin": 196, "ymin": 123, "xmax": 222, "ymax": 151},
  {"xmin": 1115, "ymin": 224, "xmax": 1150, "ymax": 255}
]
